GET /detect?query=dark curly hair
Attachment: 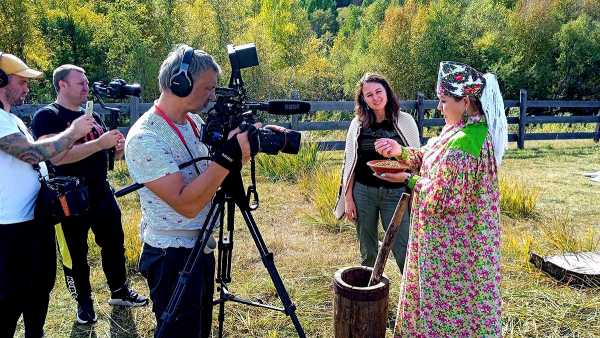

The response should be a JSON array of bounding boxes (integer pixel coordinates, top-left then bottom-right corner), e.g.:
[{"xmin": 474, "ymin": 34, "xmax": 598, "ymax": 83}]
[{"xmin": 354, "ymin": 73, "xmax": 399, "ymax": 128}]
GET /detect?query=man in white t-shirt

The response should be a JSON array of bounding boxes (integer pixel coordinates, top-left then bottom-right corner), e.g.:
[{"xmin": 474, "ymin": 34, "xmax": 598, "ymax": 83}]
[{"xmin": 0, "ymin": 52, "xmax": 93, "ymax": 338}]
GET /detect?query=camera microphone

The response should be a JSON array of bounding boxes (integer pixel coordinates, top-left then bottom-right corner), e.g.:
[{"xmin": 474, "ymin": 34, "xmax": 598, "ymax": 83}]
[{"xmin": 248, "ymin": 100, "xmax": 311, "ymax": 115}]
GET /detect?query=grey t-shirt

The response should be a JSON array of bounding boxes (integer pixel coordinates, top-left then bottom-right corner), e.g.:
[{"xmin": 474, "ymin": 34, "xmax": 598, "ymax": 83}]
[{"xmin": 125, "ymin": 107, "xmax": 214, "ymax": 249}]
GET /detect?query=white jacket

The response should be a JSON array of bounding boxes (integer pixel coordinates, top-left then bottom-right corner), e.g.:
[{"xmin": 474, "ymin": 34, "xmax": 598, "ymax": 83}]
[{"xmin": 334, "ymin": 111, "xmax": 421, "ymax": 220}]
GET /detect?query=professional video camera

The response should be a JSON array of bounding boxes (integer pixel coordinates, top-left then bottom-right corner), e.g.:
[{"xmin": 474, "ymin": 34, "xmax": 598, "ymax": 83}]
[
  {"xmin": 92, "ymin": 79, "xmax": 141, "ymax": 170},
  {"xmin": 202, "ymin": 43, "xmax": 310, "ymax": 155},
  {"xmin": 92, "ymin": 79, "xmax": 141, "ymax": 100}
]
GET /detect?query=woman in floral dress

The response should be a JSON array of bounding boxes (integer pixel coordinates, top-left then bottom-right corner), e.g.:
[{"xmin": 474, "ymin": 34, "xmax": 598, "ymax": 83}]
[{"xmin": 374, "ymin": 61, "xmax": 508, "ymax": 337}]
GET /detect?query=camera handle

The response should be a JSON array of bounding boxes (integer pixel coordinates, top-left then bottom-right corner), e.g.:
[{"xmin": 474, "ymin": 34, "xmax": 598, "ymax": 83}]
[
  {"xmin": 156, "ymin": 171, "xmax": 305, "ymax": 338},
  {"xmin": 246, "ymin": 157, "xmax": 259, "ymax": 210},
  {"xmin": 92, "ymin": 88, "xmax": 120, "ymax": 170}
]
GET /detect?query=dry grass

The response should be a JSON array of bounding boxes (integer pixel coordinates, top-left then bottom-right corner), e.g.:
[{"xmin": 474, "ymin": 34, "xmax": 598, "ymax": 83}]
[
  {"xmin": 297, "ymin": 165, "xmax": 353, "ymax": 233},
  {"xmin": 15, "ymin": 139, "xmax": 600, "ymax": 337},
  {"xmin": 499, "ymin": 173, "xmax": 541, "ymax": 219},
  {"xmin": 255, "ymin": 141, "xmax": 321, "ymax": 182}
]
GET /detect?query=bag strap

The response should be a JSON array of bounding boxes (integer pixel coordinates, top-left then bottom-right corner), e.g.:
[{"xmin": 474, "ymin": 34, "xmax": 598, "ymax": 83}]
[{"xmin": 14, "ymin": 122, "xmax": 45, "ymax": 180}]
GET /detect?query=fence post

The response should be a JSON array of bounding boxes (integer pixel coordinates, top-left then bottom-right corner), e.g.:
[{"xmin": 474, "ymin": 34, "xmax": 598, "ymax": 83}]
[
  {"xmin": 518, "ymin": 89, "xmax": 527, "ymax": 149},
  {"xmin": 594, "ymin": 109, "xmax": 600, "ymax": 143},
  {"xmin": 129, "ymin": 96, "xmax": 140, "ymax": 126},
  {"xmin": 416, "ymin": 92, "xmax": 425, "ymax": 143},
  {"xmin": 290, "ymin": 90, "xmax": 300, "ymax": 130}
]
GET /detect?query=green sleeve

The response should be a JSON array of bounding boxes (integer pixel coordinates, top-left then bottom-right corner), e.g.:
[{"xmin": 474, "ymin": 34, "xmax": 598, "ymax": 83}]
[
  {"xmin": 447, "ymin": 122, "xmax": 489, "ymax": 158},
  {"xmin": 407, "ymin": 174, "xmax": 421, "ymax": 190}
]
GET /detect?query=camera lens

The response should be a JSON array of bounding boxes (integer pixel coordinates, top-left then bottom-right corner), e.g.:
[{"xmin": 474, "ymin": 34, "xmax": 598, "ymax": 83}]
[
  {"xmin": 257, "ymin": 128, "xmax": 301, "ymax": 155},
  {"xmin": 122, "ymin": 84, "xmax": 141, "ymax": 97},
  {"xmin": 281, "ymin": 130, "xmax": 301, "ymax": 154}
]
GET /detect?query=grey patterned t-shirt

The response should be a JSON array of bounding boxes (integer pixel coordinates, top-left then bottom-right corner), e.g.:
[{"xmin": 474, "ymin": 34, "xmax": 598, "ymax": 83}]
[{"xmin": 125, "ymin": 107, "xmax": 215, "ymax": 249}]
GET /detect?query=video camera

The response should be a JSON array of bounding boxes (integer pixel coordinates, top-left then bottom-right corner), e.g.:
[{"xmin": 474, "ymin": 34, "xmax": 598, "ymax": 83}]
[
  {"xmin": 91, "ymin": 78, "xmax": 141, "ymax": 170},
  {"xmin": 203, "ymin": 43, "xmax": 310, "ymax": 155},
  {"xmin": 92, "ymin": 79, "xmax": 141, "ymax": 100}
]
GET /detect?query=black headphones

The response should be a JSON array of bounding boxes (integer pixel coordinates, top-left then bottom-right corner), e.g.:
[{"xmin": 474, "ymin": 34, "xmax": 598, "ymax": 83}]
[
  {"xmin": 169, "ymin": 47, "xmax": 195, "ymax": 97},
  {"xmin": 0, "ymin": 52, "xmax": 8, "ymax": 88}
]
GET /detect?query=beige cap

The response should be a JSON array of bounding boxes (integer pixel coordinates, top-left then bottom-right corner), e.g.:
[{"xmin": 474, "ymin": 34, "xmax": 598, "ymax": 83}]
[{"xmin": 0, "ymin": 53, "xmax": 43, "ymax": 78}]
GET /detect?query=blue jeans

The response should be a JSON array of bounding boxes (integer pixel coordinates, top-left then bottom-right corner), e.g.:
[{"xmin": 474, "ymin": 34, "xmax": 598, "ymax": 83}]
[
  {"xmin": 139, "ymin": 243, "xmax": 215, "ymax": 338},
  {"xmin": 352, "ymin": 182, "xmax": 410, "ymax": 272}
]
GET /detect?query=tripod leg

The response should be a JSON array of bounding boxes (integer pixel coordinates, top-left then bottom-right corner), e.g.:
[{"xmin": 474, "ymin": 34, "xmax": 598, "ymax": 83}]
[
  {"xmin": 237, "ymin": 207, "xmax": 306, "ymax": 338},
  {"xmin": 218, "ymin": 299, "xmax": 225, "ymax": 338},
  {"xmin": 216, "ymin": 198, "xmax": 235, "ymax": 338},
  {"xmin": 156, "ymin": 194, "xmax": 225, "ymax": 338}
]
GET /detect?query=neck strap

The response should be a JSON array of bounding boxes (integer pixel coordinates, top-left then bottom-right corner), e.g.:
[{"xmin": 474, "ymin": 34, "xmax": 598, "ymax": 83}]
[{"xmin": 153, "ymin": 103, "xmax": 202, "ymax": 175}]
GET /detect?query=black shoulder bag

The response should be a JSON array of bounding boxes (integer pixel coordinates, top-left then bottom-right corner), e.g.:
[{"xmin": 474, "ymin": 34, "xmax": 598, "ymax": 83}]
[
  {"xmin": 33, "ymin": 166, "xmax": 90, "ymax": 226},
  {"xmin": 17, "ymin": 111, "xmax": 90, "ymax": 226}
]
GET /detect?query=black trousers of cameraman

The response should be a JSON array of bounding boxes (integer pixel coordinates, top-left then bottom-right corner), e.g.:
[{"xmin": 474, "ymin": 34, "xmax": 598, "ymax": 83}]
[
  {"xmin": 0, "ymin": 219, "xmax": 56, "ymax": 338},
  {"xmin": 56, "ymin": 180, "xmax": 127, "ymax": 303},
  {"xmin": 139, "ymin": 243, "xmax": 215, "ymax": 338}
]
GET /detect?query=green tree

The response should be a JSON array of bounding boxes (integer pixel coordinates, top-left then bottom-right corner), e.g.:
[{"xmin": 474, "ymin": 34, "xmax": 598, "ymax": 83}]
[
  {"xmin": 373, "ymin": 1, "xmax": 418, "ymax": 99},
  {"xmin": 0, "ymin": 0, "xmax": 51, "ymax": 102},
  {"xmin": 408, "ymin": 0, "xmax": 468, "ymax": 97},
  {"xmin": 39, "ymin": 1, "xmax": 107, "ymax": 84},
  {"xmin": 554, "ymin": 14, "xmax": 600, "ymax": 99},
  {"xmin": 95, "ymin": 0, "xmax": 168, "ymax": 99},
  {"xmin": 495, "ymin": 0, "xmax": 562, "ymax": 98}
]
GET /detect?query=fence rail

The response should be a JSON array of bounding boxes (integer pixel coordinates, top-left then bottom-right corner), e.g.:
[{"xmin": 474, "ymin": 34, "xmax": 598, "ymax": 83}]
[{"xmin": 13, "ymin": 89, "xmax": 600, "ymax": 150}]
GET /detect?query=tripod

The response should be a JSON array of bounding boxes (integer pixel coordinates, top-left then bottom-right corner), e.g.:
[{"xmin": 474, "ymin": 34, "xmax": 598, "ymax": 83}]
[{"xmin": 156, "ymin": 169, "xmax": 306, "ymax": 338}]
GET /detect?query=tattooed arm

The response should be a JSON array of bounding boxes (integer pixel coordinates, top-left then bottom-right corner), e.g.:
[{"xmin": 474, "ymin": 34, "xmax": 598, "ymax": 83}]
[
  {"xmin": 38, "ymin": 129, "xmax": 124, "ymax": 165},
  {"xmin": 0, "ymin": 114, "xmax": 94, "ymax": 165},
  {"xmin": 0, "ymin": 132, "xmax": 80, "ymax": 164}
]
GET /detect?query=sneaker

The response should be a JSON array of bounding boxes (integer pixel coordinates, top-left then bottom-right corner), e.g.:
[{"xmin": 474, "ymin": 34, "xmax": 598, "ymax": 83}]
[
  {"xmin": 76, "ymin": 301, "xmax": 98, "ymax": 325},
  {"xmin": 109, "ymin": 287, "xmax": 149, "ymax": 307},
  {"xmin": 583, "ymin": 171, "xmax": 600, "ymax": 178}
]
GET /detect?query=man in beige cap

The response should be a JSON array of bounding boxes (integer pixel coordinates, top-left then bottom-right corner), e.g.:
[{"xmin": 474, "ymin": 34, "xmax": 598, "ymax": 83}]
[{"xmin": 0, "ymin": 52, "xmax": 94, "ymax": 338}]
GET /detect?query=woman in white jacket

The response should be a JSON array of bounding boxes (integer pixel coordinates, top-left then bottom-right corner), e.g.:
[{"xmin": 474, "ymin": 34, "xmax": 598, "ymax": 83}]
[{"xmin": 334, "ymin": 73, "xmax": 420, "ymax": 272}]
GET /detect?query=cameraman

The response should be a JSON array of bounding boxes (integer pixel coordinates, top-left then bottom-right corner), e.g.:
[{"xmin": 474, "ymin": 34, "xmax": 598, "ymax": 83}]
[
  {"xmin": 125, "ymin": 45, "xmax": 251, "ymax": 337},
  {"xmin": 0, "ymin": 53, "xmax": 93, "ymax": 337},
  {"xmin": 31, "ymin": 64, "xmax": 148, "ymax": 325}
]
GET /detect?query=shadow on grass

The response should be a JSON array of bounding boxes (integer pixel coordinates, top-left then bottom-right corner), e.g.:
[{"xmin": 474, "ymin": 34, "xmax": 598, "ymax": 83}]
[
  {"xmin": 69, "ymin": 322, "xmax": 97, "ymax": 338},
  {"xmin": 109, "ymin": 306, "xmax": 140, "ymax": 337},
  {"xmin": 504, "ymin": 144, "xmax": 598, "ymax": 160}
]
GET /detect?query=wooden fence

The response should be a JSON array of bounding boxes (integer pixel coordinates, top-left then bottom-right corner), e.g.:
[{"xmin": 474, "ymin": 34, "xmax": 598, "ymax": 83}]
[{"xmin": 13, "ymin": 89, "xmax": 600, "ymax": 150}]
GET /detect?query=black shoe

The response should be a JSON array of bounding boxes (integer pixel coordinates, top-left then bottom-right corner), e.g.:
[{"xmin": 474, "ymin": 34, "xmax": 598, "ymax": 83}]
[
  {"xmin": 76, "ymin": 300, "xmax": 98, "ymax": 325},
  {"xmin": 109, "ymin": 287, "xmax": 149, "ymax": 307}
]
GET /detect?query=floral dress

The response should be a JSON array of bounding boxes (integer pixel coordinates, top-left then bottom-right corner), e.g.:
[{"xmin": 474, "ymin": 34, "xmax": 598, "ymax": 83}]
[{"xmin": 394, "ymin": 118, "xmax": 502, "ymax": 337}]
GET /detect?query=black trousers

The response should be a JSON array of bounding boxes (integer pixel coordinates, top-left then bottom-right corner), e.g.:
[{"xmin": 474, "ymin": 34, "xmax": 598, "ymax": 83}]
[
  {"xmin": 0, "ymin": 219, "xmax": 56, "ymax": 338},
  {"xmin": 139, "ymin": 243, "xmax": 215, "ymax": 338},
  {"xmin": 56, "ymin": 181, "xmax": 127, "ymax": 303}
]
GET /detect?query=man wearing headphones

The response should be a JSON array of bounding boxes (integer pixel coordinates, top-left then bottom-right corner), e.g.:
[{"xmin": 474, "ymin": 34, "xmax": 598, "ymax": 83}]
[
  {"xmin": 125, "ymin": 45, "xmax": 252, "ymax": 337},
  {"xmin": 31, "ymin": 64, "xmax": 148, "ymax": 325},
  {"xmin": 0, "ymin": 53, "xmax": 94, "ymax": 337}
]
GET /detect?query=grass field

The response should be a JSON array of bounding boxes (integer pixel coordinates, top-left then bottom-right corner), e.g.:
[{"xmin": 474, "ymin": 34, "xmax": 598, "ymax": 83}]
[{"xmin": 15, "ymin": 139, "xmax": 600, "ymax": 337}]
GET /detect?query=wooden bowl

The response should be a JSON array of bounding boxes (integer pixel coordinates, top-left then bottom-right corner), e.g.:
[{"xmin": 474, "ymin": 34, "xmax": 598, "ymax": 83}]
[{"xmin": 367, "ymin": 160, "xmax": 409, "ymax": 175}]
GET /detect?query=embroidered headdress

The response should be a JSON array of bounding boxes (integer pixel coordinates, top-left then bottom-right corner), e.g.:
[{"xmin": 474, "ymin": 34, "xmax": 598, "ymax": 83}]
[{"xmin": 437, "ymin": 61, "xmax": 508, "ymax": 165}]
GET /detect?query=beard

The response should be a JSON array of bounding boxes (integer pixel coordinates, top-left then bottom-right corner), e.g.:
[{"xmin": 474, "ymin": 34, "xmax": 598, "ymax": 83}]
[{"xmin": 6, "ymin": 90, "xmax": 25, "ymax": 107}]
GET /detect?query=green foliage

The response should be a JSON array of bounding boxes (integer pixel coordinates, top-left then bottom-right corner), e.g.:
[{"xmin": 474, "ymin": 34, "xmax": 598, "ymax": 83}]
[
  {"xmin": 309, "ymin": 8, "xmax": 339, "ymax": 40},
  {"xmin": 3, "ymin": 0, "xmax": 600, "ymax": 103},
  {"xmin": 554, "ymin": 13, "xmax": 600, "ymax": 99},
  {"xmin": 299, "ymin": 0, "xmax": 336, "ymax": 12}
]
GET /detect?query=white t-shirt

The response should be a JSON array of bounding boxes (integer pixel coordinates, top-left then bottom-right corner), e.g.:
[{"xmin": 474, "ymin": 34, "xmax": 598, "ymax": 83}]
[
  {"xmin": 0, "ymin": 108, "xmax": 48, "ymax": 224},
  {"xmin": 125, "ymin": 108, "xmax": 214, "ymax": 249}
]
